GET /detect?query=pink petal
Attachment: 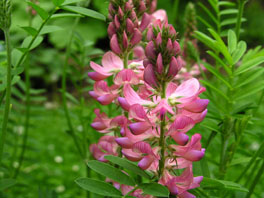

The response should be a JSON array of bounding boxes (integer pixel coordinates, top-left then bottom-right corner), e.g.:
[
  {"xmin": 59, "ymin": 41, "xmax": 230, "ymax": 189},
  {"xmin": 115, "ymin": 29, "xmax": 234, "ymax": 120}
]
[
  {"xmin": 124, "ymin": 84, "xmax": 153, "ymax": 106},
  {"xmin": 129, "ymin": 104, "xmax": 148, "ymax": 121},
  {"xmin": 182, "ymin": 99, "xmax": 209, "ymax": 113},
  {"xmin": 122, "ymin": 149, "xmax": 142, "ymax": 161},
  {"xmin": 183, "ymin": 150, "xmax": 205, "ymax": 161},
  {"xmin": 171, "ymin": 132, "xmax": 189, "ymax": 145},
  {"xmin": 138, "ymin": 155, "xmax": 154, "ymax": 170},
  {"xmin": 90, "ymin": 61, "xmax": 111, "ymax": 76},
  {"xmin": 102, "ymin": 51, "xmax": 123, "ymax": 70},
  {"xmin": 118, "ymin": 97, "xmax": 130, "ymax": 111},
  {"xmin": 115, "ymin": 137, "xmax": 133, "ymax": 148},
  {"xmin": 88, "ymin": 71, "xmax": 109, "ymax": 81},
  {"xmin": 169, "ymin": 115, "xmax": 195, "ymax": 133},
  {"xmin": 129, "ymin": 121, "xmax": 151, "ymax": 135},
  {"xmin": 131, "ymin": 28, "xmax": 142, "ymax": 45},
  {"xmin": 114, "ymin": 69, "xmax": 139, "ymax": 85},
  {"xmin": 140, "ymin": 13, "xmax": 151, "ymax": 31},
  {"xmin": 110, "ymin": 34, "xmax": 121, "ymax": 54},
  {"xmin": 91, "ymin": 122, "xmax": 107, "ymax": 131},
  {"xmin": 97, "ymin": 94, "xmax": 117, "ymax": 105},
  {"xmin": 132, "ymin": 141, "xmax": 153, "ymax": 154},
  {"xmin": 152, "ymin": 9, "xmax": 168, "ymax": 22}
]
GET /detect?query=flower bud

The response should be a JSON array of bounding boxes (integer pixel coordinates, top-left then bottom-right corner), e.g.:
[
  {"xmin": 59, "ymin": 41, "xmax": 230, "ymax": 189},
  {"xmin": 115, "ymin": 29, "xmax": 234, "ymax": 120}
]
[
  {"xmin": 126, "ymin": 18, "xmax": 135, "ymax": 33},
  {"xmin": 166, "ymin": 38, "xmax": 173, "ymax": 52},
  {"xmin": 147, "ymin": 27, "xmax": 154, "ymax": 41},
  {"xmin": 118, "ymin": 6, "xmax": 124, "ymax": 18},
  {"xmin": 114, "ymin": 15, "xmax": 120, "ymax": 29},
  {"xmin": 107, "ymin": 22, "xmax": 116, "ymax": 38},
  {"xmin": 156, "ymin": 32, "xmax": 162, "ymax": 46},
  {"xmin": 173, "ymin": 41, "xmax": 181, "ymax": 55},
  {"xmin": 140, "ymin": 13, "xmax": 151, "ymax": 31},
  {"xmin": 123, "ymin": 31, "xmax": 128, "ymax": 49},
  {"xmin": 125, "ymin": 2, "xmax": 132, "ymax": 12},
  {"xmin": 110, "ymin": 34, "xmax": 121, "ymax": 54},
  {"xmin": 168, "ymin": 56, "xmax": 181, "ymax": 77},
  {"xmin": 157, "ymin": 53, "xmax": 163, "ymax": 74},
  {"xmin": 131, "ymin": 28, "xmax": 142, "ymax": 45},
  {"xmin": 145, "ymin": 41, "xmax": 156, "ymax": 59},
  {"xmin": 144, "ymin": 64, "xmax": 157, "ymax": 88}
]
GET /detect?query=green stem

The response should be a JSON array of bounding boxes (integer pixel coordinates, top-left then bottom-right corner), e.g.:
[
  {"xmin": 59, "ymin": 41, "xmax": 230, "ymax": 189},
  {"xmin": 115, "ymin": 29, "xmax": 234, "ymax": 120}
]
[
  {"xmin": 13, "ymin": 16, "xmax": 33, "ymax": 179},
  {"xmin": 246, "ymin": 160, "xmax": 264, "ymax": 198},
  {"xmin": 158, "ymin": 82, "xmax": 166, "ymax": 178},
  {"xmin": 236, "ymin": 141, "xmax": 264, "ymax": 182},
  {"xmin": 0, "ymin": 28, "xmax": 12, "ymax": 165},
  {"xmin": 235, "ymin": 0, "xmax": 246, "ymax": 41},
  {"xmin": 62, "ymin": 17, "xmax": 84, "ymax": 158},
  {"xmin": 123, "ymin": 52, "xmax": 128, "ymax": 68},
  {"xmin": 13, "ymin": 57, "xmax": 31, "ymax": 178}
]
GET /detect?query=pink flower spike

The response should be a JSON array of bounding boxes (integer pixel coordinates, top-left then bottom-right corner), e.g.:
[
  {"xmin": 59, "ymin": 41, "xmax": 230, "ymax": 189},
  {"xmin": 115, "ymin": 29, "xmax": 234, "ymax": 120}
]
[
  {"xmin": 140, "ymin": 13, "xmax": 151, "ymax": 31},
  {"xmin": 138, "ymin": 155, "xmax": 155, "ymax": 170},
  {"xmin": 102, "ymin": 51, "xmax": 123, "ymax": 72},
  {"xmin": 157, "ymin": 53, "xmax": 163, "ymax": 74},
  {"xmin": 129, "ymin": 121, "xmax": 151, "ymax": 135},
  {"xmin": 110, "ymin": 34, "xmax": 121, "ymax": 54},
  {"xmin": 129, "ymin": 104, "xmax": 148, "ymax": 121},
  {"xmin": 144, "ymin": 64, "xmax": 158, "ymax": 88},
  {"xmin": 118, "ymin": 97, "xmax": 130, "ymax": 111},
  {"xmin": 131, "ymin": 28, "xmax": 142, "ymax": 45},
  {"xmin": 171, "ymin": 132, "xmax": 189, "ymax": 145}
]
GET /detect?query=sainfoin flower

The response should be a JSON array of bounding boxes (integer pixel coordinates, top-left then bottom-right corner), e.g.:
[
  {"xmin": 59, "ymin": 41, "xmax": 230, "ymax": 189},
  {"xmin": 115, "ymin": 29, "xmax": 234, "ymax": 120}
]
[{"xmin": 88, "ymin": 1, "xmax": 208, "ymax": 197}]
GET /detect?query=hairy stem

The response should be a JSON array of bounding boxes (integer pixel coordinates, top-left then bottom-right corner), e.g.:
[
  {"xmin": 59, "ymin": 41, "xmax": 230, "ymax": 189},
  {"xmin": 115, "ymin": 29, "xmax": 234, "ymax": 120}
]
[{"xmin": 0, "ymin": 28, "xmax": 12, "ymax": 165}]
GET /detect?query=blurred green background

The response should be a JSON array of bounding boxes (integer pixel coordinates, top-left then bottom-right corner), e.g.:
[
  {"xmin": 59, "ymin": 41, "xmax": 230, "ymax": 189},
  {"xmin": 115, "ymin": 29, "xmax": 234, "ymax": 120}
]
[{"xmin": 0, "ymin": 0, "xmax": 264, "ymax": 197}]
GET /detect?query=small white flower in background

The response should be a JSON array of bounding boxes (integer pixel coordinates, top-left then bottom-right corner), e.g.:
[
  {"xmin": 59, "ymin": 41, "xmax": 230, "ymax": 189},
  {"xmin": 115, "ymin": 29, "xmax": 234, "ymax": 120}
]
[
  {"xmin": 44, "ymin": 102, "xmax": 58, "ymax": 109},
  {"xmin": 55, "ymin": 185, "xmax": 65, "ymax": 193},
  {"xmin": 0, "ymin": 171, "xmax": 4, "ymax": 178},
  {"xmin": 14, "ymin": 126, "xmax": 24, "ymax": 135},
  {"xmin": 50, "ymin": 73, "xmax": 59, "ymax": 82},
  {"xmin": 54, "ymin": 156, "xmax": 63, "ymax": 163},
  {"xmin": 13, "ymin": 161, "xmax": 19, "ymax": 168},
  {"xmin": 72, "ymin": 165, "xmax": 80, "ymax": 172},
  {"xmin": 77, "ymin": 125, "xmax": 83, "ymax": 132},
  {"xmin": 250, "ymin": 142, "xmax": 260, "ymax": 151}
]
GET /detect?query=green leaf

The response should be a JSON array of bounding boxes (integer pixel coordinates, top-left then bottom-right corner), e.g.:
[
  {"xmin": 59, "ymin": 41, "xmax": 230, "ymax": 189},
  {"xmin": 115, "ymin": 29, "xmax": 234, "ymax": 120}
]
[
  {"xmin": 51, "ymin": 13, "xmax": 83, "ymax": 19},
  {"xmin": 228, "ymin": 30, "xmax": 237, "ymax": 54},
  {"xmin": 202, "ymin": 62, "xmax": 232, "ymax": 89},
  {"xmin": 52, "ymin": 0, "xmax": 65, "ymax": 6},
  {"xmin": 208, "ymin": 28, "xmax": 233, "ymax": 65},
  {"xmin": 232, "ymin": 41, "xmax": 247, "ymax": 64},
  {"xmin": 234, "ymin": 80, "xmax": 264, "ymax": 101},
  {"xmin": 235, "ymin": 68, "xmax": 264, "ymax": 88},
  {"xmin": 207, "ymin": 50, "xmax": 232, "ymax": 75},
  {"xmin": 198, "ymin": 3, "xmax": 218, "ymax": 26},
  {"xmin": 61, "ymin": 0, "xmax": 84, "ymax": 6},
  {"xmin": 39, "ymin": 25, "xmax": 63, "ymax": 35},
  {"xmin": 20, "ymin": 26, "xmax": 38, "ymax": 36},
  {"xmin": 22, "ymin": 36, "xmax": 44, "ymax": 50},
  {"xmin": 218, "ymin": 1, "xmax": 236, "ymax": 7},
  {"xmin": 201, "ymin": 177, "xmax": 248, "ymax": 192},
  {"xmin": 26, "ymin": 1, "xmax": 49, "ymax": 20},
  {"xmin": 235, "ymin": 56, "xmax": 264, "ymax": 75},
  {"xmin": 208, "ymin": 0, "xmax": 218, "ymax": 14},
  {"xmin": 87, "ymin": 160, "xmax": 135, "ymax": 186},
  {"xmin": 0, "ymin": 178, "xmax": 16, "ymax": 191},
  {"xmin": 65, "ymin": 92, "xmax": 79, "ymax": 104},
  {"xmin": 200, "ymin": 80, "xmax": 230, "ymax": 101},
  {"xmin": 194, "ymin": 31, "xmax": 218, "ymax": 52},
  {"xmin": 11, "ymin": 75, "xmax": 21, "ymax": 85},
  {"xmin": 104, "ymin": 155, "xmax": 151, "ymax": 179},
  {"xmin": 197, "ymin": 16, "xmax": 214, "ymax": 30},
  {"xmin": 220, "ymin": 9, "xmax": 238, "ymax": 15},
  {"xmin": 75, "ymin": 178, "xmax": 122, "ymax": 197},
  {"xmin": 61, "ymin": 6, "xmax": 106, "ymax": 21},
  {"xmin": 221, "ymin": 18, "xmax": 246, "ymax": 26},
  {"xmin": 139, "ymin": 183, "xmax": 169, "ymax": 197}
]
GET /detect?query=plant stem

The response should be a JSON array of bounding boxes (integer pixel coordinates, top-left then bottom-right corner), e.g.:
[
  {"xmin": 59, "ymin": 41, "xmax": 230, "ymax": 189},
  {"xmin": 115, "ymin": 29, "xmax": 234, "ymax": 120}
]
[
  {"xmin": 246, "ymin": 160, "xmax": 264, "ymax": 198},
  {"xmin": 158, "ymin": 82, "xmax": 166, "ymax": 178},
  {"xmin": 123, "ymin": 52, "xmax": 128, "ymax": 68},
  {"xmin": 62, "ymin": 17, "xmax": 84, "ymax": 159},
  {"xmin": 235, "ymin": 0, "xmax": 246, "ymax": 41},
  {"xmin": 13, "ymin": 16, "xmax": 33, "ymax": 179},
  {"xmin": 13, "ymin": 57, "xmax": 31, "ymax": 178},
  {"xmin": 236, "ymin": 141, "xmax": 264, "ymax": 182},
  {"xmin": 0, "ymin": 28, "xmax": 12, "ymax": 165}
]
